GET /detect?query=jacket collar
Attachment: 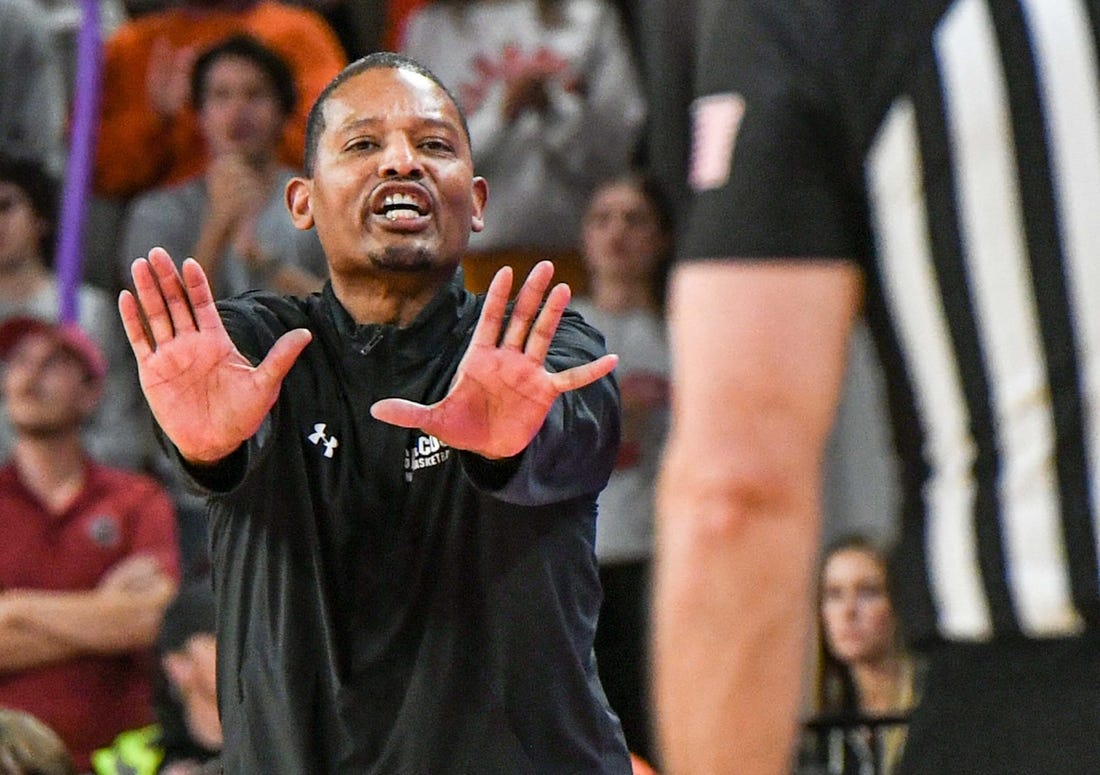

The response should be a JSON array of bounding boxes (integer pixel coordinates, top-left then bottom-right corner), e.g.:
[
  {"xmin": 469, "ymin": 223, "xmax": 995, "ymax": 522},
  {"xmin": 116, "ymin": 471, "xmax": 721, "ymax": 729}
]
[{"xmin": 320, "ymin": 267, "xmax": 478, "ymax": 361}]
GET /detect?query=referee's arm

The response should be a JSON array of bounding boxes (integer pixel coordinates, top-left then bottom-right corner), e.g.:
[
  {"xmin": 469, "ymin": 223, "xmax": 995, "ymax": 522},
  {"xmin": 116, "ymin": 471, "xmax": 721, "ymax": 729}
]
[{"xmin": 653, "ymin": 258, "xmax": 861, "ymax": 775}]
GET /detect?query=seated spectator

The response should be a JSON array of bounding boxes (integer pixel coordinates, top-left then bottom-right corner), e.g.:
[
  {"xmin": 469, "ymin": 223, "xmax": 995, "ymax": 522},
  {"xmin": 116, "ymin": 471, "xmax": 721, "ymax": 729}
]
[
  {"xmin": 0, "ymin": 317, "xmax": 180, "ymax": 771},
  {"xmin": 401, "ymin": 0, "xmax": 645, "ymax": 253},
  {"xmin": 119, "ymin": 35, "xmax": 327, "ymax": 299},
  {"xmin": 0, "ymin": 0, "xmax": 67, "ymax": 175},
  {"xmin": 570, "ymin": 170, "xmax": 671, "ymax": 768},
  {"xmin": 799, "ymin": 535, "xmax": 922, "ymax": 775},
  {"xmin": 0, "ymin": 707, "xmax": 76, "ymax": 775},
  {"xmin": 92, "ymin": 579, "xmax": 221, "ymax": 775},
  {"xmin": 0, "ymin": 153, "xmax": 149, "ymax": 469},
  {"xmin": 93, "ymin": 0, "xmax": 346, "ymax": 200}
]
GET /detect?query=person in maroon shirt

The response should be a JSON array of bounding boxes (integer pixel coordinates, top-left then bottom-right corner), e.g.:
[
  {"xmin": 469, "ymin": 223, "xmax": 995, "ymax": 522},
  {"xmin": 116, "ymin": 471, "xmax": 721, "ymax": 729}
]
[{"xmin": 0, "ymin": 316, "xmax": 180, "ymax": 770}]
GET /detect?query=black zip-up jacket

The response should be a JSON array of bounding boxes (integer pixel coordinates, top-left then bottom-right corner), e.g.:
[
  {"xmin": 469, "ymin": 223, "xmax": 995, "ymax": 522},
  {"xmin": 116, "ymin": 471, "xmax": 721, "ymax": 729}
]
[{"xmin": 175, "ymin": 271, "xmax": 629, "ymax": 773}]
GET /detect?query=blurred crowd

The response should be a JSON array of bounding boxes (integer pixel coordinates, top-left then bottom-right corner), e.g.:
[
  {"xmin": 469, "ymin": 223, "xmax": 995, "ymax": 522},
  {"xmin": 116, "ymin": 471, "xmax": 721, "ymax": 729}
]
[{"xmin": 0, "ymin": 0, "xmax": 900, "ymax": 772}]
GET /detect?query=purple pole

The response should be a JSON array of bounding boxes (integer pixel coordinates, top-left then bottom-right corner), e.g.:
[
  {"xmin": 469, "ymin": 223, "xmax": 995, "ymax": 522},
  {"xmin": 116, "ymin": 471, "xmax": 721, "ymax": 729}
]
[{"xmin": 56, "ymin": 0, "xmax": 103, "ymax": 324}]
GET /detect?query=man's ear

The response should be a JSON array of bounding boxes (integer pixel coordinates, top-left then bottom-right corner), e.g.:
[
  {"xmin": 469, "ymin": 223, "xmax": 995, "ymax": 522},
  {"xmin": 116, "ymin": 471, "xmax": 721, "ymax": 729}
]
[
  {"xmin": 470, "ymin": 176, "xmax": 488, "ymax": 233},
  {"xmin": 286, "ymin": 177, "xmax": 315, "ymax": 230}
]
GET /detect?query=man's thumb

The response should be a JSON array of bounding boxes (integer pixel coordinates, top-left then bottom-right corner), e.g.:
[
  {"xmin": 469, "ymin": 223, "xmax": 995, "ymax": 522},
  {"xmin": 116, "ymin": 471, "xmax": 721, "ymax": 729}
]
[{"xmin": 257, "ymin": 328, "xmax": 313, "ymax": 386}]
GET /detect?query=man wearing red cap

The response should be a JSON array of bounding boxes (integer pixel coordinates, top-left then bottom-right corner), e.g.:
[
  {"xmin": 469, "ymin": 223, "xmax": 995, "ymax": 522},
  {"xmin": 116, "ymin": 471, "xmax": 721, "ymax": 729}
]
[{"xmin": 0, "ymin": 317, "xmax": 181, "ymax": 771}]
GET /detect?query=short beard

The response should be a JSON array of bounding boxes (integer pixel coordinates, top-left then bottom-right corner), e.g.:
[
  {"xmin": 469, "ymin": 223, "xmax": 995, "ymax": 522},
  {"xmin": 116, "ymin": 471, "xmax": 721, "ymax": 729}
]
[{"xmin": 367, "ymin": 245, "xmax": 437, "ymax": 272}]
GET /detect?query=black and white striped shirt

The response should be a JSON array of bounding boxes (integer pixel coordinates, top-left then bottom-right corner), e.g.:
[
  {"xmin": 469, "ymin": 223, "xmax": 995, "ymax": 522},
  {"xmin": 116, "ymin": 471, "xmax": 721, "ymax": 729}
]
[{"xmin": 681, "ymin": 0, "xmax": 1100, "ymax": 644}]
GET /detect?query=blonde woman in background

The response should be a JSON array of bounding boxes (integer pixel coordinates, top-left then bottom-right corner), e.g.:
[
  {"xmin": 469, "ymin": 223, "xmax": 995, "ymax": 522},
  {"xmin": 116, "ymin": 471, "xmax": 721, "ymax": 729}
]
[{"xmin": 804, "ymin": 535, "xmax": 921, "ymax": 775}]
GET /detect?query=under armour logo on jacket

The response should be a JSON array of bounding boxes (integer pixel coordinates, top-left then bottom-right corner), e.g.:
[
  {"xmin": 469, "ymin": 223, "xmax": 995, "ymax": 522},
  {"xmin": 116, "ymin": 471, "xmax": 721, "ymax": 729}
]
[{"xmin": 308, "ymin": 423, "xmax": 339, "ymax": 458}]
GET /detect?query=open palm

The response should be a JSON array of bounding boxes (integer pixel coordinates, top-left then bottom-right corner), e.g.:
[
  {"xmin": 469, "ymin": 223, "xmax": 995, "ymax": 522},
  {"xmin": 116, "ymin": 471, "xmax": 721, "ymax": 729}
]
[
  {"xmin": 371, "ymin": 261, "xmax": 618, "ymax": 459},
  {"xmin": 119, "ymin": 247, "xmax": 311, "ymax": 464}
]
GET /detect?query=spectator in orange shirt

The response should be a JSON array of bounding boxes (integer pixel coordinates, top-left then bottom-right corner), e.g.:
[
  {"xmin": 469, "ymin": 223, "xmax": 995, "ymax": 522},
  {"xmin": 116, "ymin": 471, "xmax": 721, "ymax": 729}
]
[{"xmin": 93, "ymin": 0, "xmax": 346, "ymax": 200}]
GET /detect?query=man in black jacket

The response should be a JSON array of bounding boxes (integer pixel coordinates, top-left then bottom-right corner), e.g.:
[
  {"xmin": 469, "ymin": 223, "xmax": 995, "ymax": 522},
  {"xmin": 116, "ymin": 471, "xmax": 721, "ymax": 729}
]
[{"xmin": 119, "ymin": 52, "xmax": 629, "ymax": 773}]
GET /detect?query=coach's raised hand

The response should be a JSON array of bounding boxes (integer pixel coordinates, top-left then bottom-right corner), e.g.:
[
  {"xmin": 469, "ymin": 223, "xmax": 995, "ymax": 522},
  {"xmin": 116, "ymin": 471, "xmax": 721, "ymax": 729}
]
[
  {"xmin": 119, "ymin": 247, "xmax": 312, "ymax": 464},
  {"xmin": 370, "ymin": 260, "xmax": 618, "ymax": 460}
]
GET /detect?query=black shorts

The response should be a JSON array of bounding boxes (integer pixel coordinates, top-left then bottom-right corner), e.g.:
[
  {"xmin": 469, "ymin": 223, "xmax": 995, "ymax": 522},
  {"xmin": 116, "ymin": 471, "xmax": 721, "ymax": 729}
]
[{"xmin": 899, "ymin": 634, "xmax": 1100, "ymax": 775}]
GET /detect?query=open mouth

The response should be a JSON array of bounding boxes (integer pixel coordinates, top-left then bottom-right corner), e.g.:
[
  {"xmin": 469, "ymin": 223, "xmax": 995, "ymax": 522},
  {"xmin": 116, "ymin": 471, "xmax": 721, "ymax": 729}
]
[{"xmin": 372, "ymin": 187, "xmax": 431, "ymax": 223}]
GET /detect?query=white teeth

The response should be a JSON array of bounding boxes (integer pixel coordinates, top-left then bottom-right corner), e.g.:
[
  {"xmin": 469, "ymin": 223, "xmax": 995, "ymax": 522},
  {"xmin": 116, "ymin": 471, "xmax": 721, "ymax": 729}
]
[
  {"xmin": 383, "ymin": 193, "xmax": 419, "ymax": 208},
  {"xmin": 379, "ymin": 191, "xmax": 425, "ymax": 221}
]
